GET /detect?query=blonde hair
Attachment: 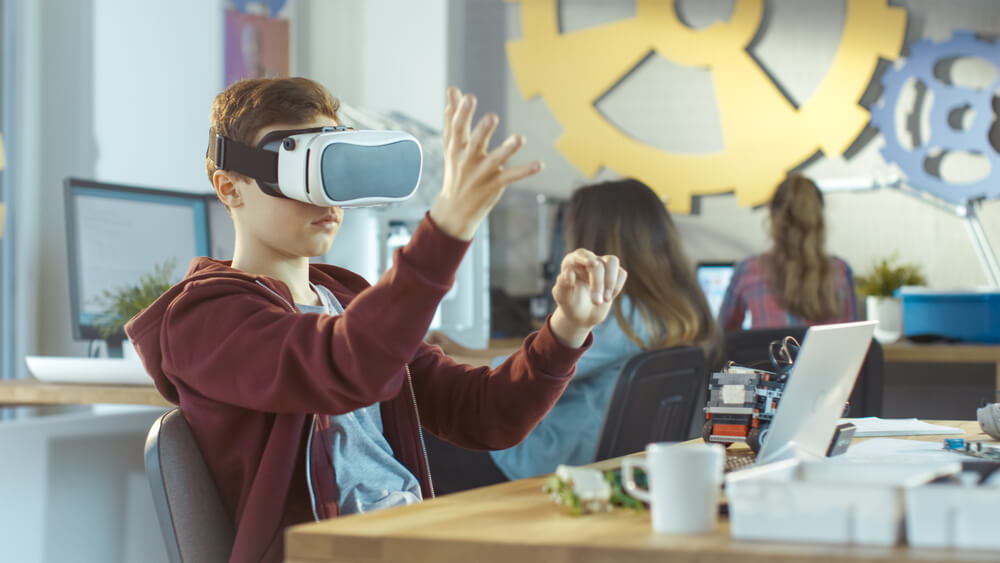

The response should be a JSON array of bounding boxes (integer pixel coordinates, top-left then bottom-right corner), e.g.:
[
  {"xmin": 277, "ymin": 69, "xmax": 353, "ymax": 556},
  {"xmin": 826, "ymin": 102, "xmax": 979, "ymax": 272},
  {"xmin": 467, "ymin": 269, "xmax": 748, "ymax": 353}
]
[
  {"xmin": 566, "ymin": 179, "xmax": 719, "ymax": 359},
  {"xmin": 766, "ymin": 174, "xmax": 841, "ymax": 322}
]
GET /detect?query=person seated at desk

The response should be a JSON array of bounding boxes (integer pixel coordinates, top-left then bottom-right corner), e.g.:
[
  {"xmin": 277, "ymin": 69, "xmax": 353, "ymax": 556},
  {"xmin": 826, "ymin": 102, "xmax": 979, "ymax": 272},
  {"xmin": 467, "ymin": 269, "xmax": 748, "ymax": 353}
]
[
  {"xmin": 719, "ymin": 174, "xmax": 858, "ymax": 330},
  {"xmin": 427, "ymin": 179, "xmax": 720, "ymax": 491},
  {"xmin": 125, "ymin": 78, "xmax": 629, "ymax": 563}
]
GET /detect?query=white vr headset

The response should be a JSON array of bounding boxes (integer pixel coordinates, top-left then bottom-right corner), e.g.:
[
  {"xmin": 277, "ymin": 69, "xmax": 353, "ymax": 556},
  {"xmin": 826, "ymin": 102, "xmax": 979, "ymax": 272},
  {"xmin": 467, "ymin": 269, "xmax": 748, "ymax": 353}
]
[{"xmin": 208, "ymin": 125, "xmax": 423, "ymax": 207}]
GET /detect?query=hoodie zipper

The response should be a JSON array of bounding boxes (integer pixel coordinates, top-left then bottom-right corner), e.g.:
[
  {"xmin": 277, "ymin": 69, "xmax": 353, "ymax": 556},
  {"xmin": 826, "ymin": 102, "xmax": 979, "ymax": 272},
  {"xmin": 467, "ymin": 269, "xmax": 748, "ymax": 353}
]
[
  {"xmin": 255, "ymin": 281, "xmax": 323, "ymax": 520},
  {"xmin": 406, "ymin": 364, "xmax": 435, "ymax": 499},
  {"xmin": 255, "ymin": 280, "xmax": 433, "ymax": 511},
  {"xmin": 306, "ymin": 414, "xmax": 320, "ymax": 521}
]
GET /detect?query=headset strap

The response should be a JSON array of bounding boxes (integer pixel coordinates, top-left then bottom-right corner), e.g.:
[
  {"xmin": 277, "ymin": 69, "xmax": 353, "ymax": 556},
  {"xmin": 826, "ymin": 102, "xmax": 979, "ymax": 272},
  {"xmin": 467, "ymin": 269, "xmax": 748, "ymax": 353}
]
[
  {"xmin": 206, "ymin": 125, "xmax": 350, "ymax": 188},
  {"xmin": 208, "ymin": 134, "xmax": 280, "ymax": 184}
]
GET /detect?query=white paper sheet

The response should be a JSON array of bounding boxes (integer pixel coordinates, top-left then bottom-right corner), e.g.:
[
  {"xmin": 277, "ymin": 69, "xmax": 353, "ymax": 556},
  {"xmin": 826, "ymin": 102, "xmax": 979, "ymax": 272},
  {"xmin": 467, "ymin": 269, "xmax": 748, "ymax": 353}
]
[
  {"xmin": 25, "ymin": 356, "xmax": 152, "ymax": 385},
  {"xmin": 840, "ymin": 417, "xmax": 964, "ymax": 437},
  {"xmin": 840, "ymin": 438, "xmax": 967, "ymax": 466}
]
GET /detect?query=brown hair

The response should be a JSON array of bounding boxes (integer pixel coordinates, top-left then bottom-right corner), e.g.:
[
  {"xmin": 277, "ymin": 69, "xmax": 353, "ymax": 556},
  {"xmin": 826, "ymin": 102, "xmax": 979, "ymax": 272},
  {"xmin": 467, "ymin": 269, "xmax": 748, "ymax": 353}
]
[
  {"xmin": 565, "ymin": 179, "xmax": 719, "ymax": 359},
  {"xmin": 765, "ymin": 174, "xmax": 840, "ymax": 321},
  {"xmin": 205, "ymin": 77, "xmax": 341, "ymax": 184}
]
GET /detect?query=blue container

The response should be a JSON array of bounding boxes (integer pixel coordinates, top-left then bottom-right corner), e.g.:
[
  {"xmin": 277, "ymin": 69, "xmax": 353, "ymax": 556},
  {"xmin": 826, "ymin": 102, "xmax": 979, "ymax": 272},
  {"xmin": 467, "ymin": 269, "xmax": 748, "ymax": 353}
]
[{"xmin": 900, "ymin": 289, "xmax": 1000, "ymax": 343}]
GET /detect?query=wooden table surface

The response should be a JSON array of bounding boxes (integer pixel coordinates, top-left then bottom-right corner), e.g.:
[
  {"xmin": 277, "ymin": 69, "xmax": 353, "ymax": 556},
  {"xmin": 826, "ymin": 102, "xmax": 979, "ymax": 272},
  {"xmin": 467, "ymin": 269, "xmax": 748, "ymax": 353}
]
[
  {"xmin": 285, "ymin": 420, "xmax": 998, "ymax": 563},
  {"xmin": 882, "ymin": 341, "xmax": 1000, "ymax": 363},
  {"xmin": 0, "ymin": 379, "xmax": 171, "ymax": 407},
  {"xmin": 882, "ymin": 341, "xmax": 1000, "ymax": 396},
  {"xmin": 0, "ymin": 340, "xmax": 527, "ymax": 408}
]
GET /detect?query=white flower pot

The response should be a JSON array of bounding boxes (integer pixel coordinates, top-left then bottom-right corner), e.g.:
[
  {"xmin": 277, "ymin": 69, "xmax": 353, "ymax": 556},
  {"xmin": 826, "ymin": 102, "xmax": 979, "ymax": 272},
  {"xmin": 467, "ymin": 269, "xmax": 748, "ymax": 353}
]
[{"xmin": 867, "ymin": 296, "xmax": 903, "ymax": 343}]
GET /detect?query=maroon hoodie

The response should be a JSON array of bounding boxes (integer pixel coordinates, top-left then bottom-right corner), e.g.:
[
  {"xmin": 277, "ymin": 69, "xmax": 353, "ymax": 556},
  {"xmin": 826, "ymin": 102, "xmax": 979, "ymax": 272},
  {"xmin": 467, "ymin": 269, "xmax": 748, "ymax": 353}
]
[{"xmin": 125, "ymin": 215, "xmax": 589, "ymax": 563}]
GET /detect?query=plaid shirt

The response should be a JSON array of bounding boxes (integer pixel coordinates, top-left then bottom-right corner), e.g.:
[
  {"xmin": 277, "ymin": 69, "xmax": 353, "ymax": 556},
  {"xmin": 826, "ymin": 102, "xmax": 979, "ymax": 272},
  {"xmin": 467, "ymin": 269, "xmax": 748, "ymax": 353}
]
[{"xmin": 720, "ymin": 255, "xmax": 858, "ymax": 330}]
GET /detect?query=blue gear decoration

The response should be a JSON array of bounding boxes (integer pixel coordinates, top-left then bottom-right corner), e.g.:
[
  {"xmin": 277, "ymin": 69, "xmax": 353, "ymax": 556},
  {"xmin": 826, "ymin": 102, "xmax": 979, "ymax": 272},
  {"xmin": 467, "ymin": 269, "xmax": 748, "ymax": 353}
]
[
  {"xmin": 869, "ymin": 31, "xmax": 1000, "ymax": 204},
  {"xmin": 231, "ymin": 0, "xmax": 287, "ymax": 17}
]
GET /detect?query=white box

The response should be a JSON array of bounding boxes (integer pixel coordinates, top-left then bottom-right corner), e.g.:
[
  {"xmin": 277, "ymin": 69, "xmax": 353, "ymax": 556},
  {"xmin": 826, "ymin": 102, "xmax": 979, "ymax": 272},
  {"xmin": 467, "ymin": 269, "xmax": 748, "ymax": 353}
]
[
  {"xmin": 726, "ymin": 459, "xmax": 960, "ymax": 546},
  {"xmin": 906, "ymin": 483, "xmax": 1000, "ymax": 550}
]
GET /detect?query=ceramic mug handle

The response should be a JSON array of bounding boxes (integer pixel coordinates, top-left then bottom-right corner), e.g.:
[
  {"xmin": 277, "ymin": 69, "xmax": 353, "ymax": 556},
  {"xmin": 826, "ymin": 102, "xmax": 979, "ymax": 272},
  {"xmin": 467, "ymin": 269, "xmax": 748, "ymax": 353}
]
[{"xmin": 621, "ymin": 457, "xmax": 651, "ymax": 503}]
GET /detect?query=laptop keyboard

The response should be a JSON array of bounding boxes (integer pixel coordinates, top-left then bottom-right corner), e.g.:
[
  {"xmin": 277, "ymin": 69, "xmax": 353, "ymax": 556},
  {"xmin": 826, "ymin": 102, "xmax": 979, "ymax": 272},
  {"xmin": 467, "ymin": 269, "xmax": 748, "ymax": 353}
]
[{"xmin": 724, "ymin": 453, "xmax": 757, "ymax": 473}]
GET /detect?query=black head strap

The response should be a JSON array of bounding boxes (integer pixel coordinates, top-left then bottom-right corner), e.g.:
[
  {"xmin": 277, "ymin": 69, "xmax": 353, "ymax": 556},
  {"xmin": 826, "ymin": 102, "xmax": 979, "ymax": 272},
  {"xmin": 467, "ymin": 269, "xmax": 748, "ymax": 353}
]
[
  {"xmin": 205, "ymin": 126, "xmax": 351, "ymax": 192},
  {"xmin": 208, "ymin": 134, "xmax": 279, "ymax": 184}
]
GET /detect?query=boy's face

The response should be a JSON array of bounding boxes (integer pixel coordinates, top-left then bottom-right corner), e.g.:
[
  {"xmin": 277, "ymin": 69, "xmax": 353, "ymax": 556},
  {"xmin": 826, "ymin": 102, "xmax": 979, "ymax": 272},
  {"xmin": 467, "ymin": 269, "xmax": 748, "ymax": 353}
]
[{"xmin": 222, "ymin": 115, "xmax": 345, "ymax": 260}]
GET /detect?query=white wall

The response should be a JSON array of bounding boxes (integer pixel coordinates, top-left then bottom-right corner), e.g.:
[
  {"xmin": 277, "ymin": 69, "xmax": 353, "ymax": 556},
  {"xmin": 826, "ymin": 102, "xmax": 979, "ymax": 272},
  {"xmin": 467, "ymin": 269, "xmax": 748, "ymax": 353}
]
[
  {"xmin": 358, "ymin": 0, "xmax": 447, "ymax": 127},
  {"xmin": 306, "ymin": 0, "xmax": 447, "ymax": 128},
  {"xmin": 92, "ymin": 0, "xmax": 224, "ymax": 192}
]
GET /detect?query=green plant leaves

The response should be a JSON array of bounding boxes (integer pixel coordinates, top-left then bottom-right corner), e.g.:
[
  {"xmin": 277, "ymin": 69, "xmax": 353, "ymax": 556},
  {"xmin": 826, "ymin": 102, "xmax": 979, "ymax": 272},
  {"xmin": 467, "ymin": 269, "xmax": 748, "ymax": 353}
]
[
  {"xmin": 855, "ymin": 254, "xmax": 927, "ymax": 297},
  {"xmin": 92, "ymin": 259, "xmax": 177, "ymax": 339}
]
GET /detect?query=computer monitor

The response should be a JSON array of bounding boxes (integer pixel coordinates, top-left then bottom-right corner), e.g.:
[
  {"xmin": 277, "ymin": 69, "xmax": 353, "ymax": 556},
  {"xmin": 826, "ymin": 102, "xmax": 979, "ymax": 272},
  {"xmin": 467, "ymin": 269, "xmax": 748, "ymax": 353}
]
[
  {"xmin": 64, "ymin": 178, "xmax": 226, "ymax": 343},
  {"xmin": 697, "ymin": 262, "xmax": 752, "ymax": 329}
]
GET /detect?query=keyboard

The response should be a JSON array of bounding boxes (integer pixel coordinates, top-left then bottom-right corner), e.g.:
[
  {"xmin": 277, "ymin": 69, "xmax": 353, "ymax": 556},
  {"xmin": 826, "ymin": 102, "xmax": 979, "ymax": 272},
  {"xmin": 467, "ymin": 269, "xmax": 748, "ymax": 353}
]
[{"xmin": 724, "ymin": 453, "xmax": 757, "ymax": 473}]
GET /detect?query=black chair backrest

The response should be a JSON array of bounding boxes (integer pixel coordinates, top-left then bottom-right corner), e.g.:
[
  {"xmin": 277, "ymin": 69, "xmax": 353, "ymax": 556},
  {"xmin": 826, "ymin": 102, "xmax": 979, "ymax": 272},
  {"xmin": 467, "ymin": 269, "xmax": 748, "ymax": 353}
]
[
  {"xmin": 723, "ymin": 327, "xmax": 884, "ymax": 417},
  {"xmin": 594, "ymin": 346, "xmax": 708, "ymax": 461},
  {"xmin": 145, "ymin": 408, "xmax": 235, "ymax": 563}
]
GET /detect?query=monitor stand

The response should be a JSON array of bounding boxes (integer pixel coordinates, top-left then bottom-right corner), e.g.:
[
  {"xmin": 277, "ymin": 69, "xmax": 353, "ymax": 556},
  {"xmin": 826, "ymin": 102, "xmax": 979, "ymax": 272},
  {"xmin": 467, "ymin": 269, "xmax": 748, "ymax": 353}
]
[{"xmin": 105, "ymin": 335, "xmax": 125, "ymax": 359}]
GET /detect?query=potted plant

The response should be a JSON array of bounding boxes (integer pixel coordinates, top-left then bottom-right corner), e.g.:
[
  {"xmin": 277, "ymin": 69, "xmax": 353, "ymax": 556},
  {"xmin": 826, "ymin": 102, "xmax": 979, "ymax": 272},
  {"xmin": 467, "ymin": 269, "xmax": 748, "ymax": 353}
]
[
  {"xmin": 855, "ymin": 255, "xmax": 927, "ymax": 343},
  {"xmin": 93, "ymin": 259, "xmax": 176, "ymax": 358}
]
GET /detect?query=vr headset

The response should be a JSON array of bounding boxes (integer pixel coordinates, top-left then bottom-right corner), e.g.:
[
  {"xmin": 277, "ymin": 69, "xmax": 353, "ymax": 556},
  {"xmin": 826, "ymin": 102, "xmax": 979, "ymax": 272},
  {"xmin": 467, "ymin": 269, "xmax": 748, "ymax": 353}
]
[{"xmin": 208, "ymin": 125, "xmax": 422, "ymax": 207}]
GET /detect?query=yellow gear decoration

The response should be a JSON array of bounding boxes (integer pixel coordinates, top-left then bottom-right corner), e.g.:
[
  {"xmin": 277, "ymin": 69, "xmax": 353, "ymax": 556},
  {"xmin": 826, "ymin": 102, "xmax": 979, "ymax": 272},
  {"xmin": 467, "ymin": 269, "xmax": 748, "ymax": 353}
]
[{"xmin": 506, "ymin": 0, "xmax": 906, "ymax": 213}]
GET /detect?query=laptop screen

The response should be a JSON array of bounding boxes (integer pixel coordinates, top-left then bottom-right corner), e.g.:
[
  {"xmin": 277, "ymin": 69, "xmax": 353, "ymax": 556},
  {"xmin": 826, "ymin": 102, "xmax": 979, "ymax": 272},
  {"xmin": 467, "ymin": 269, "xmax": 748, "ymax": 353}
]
[
  {"xmin": 697, "ymin": 262, "xmax": 752, "ymax": 329},
  {"xmin": 696, "ymin": 263, "xmax": 734, "ymax": 319}
]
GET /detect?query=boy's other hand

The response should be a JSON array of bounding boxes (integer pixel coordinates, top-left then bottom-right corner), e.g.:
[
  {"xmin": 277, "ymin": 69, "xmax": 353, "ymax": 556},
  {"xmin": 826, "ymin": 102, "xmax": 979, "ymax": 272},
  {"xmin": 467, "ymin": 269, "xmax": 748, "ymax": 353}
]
[
  {"xmin": 430, "ymin": 87, "xmax": 543, "ymax": 241},
  {"xmin": 549, "ymin": 249, "xmax": 628, "ymax": 348}
]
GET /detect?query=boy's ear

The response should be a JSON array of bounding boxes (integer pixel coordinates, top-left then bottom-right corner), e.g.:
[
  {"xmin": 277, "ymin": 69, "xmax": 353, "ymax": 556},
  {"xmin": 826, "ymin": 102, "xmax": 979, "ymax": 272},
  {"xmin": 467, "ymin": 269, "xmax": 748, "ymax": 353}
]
[{"xmin": 213, "ymin": 170, "xmax": 244, "ymax": 209}]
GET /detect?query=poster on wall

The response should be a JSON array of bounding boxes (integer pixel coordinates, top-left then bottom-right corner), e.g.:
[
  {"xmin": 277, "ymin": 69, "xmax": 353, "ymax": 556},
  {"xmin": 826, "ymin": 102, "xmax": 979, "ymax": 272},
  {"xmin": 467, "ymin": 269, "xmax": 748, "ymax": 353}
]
[{"xmin": 224, "ymin": 8, "xmax": 290, "ymax": 86}]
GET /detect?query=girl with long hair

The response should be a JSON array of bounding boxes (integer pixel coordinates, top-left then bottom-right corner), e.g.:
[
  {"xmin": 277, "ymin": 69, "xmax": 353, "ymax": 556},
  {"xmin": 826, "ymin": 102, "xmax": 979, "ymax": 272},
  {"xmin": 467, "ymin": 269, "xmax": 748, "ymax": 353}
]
[
  {"xmin": 426, "ymin": 178, "xmax": 719, "ymax": 489},
  {"xmin": 719, "ymin": 174, "xmax": 858, "ymax": 330}
]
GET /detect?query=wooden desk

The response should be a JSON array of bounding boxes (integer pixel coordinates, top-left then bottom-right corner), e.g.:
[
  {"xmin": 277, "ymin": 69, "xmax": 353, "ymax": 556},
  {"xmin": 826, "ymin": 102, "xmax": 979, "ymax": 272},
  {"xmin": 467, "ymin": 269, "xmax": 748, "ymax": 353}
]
[
  {"xmin": 0, "ymin": 379, "xmax": 170, "ymax": 407},
  {"xmin": 285, "ymin": 421, "xmax": 997, "ymax": 563},
  {"xmin": 0, "ymin": 340, "xmax": 526, "ymax": 408},
  {"xmin": 883, "ymin": 342, "xmax": 1000, "ymax": 397}
]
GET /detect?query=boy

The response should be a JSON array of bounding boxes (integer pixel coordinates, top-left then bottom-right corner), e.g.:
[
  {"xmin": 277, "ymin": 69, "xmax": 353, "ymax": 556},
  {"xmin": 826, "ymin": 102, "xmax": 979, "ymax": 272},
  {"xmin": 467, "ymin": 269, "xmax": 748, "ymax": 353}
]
[{"xmin": 126, "ymin": 77, "xmax": 626, "ymax": 563}]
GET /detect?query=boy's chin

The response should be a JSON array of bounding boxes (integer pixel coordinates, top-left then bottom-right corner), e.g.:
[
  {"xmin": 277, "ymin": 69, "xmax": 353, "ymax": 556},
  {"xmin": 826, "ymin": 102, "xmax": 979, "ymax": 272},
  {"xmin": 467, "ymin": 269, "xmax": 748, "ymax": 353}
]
[{"xmin": 306, "ymin": 235, "xmax": 337, "ymax": 257}]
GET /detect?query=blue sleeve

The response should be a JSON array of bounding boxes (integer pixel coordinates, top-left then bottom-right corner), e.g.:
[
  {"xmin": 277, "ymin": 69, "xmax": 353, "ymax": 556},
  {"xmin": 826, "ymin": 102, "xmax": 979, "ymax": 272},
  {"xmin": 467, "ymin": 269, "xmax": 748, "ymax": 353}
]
[{"xmin": 491, "ymin": 308, "xmax": 642, "ymax": 381}]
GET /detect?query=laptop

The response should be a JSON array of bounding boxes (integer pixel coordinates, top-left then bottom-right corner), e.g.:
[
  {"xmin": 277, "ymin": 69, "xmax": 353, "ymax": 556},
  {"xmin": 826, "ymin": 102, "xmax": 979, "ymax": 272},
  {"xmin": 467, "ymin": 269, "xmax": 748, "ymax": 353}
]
[{"xmin": 725, "ymin": 321, "xmax": 877, "ymax": 471}]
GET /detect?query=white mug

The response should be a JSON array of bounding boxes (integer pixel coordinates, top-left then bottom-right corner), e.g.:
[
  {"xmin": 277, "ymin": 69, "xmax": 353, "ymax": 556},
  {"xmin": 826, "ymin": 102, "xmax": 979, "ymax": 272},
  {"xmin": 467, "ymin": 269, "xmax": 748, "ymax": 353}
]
[{"xmin": 621, "ymin": 442, "xmax": 724, "ymax": 534}]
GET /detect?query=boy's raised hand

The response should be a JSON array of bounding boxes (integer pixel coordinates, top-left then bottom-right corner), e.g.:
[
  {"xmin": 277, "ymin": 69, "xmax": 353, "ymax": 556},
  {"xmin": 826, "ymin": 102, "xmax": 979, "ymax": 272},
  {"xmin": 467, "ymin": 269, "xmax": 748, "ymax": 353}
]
[
  {"xmin": 549, "ymin": 249, "xmax": 628, "ymax": 348},
  {"xmin": 429, "ymin": 87, "xmax": 543, "ymax": 241}
]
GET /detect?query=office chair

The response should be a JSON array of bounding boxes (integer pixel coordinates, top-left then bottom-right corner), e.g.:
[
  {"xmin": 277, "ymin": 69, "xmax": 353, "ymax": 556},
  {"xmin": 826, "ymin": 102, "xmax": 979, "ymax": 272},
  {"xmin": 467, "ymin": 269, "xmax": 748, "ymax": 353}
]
[
  {"xmin": 593, "ymin": 346, "xmax": 708, "ymax": 461},
  {"xmin": 723, "ymin": 327, "xmax": 884, "ymax": 417},
  {"xmin": 145, "ymin": 408, "xmax": 235, "ymax": 563}
]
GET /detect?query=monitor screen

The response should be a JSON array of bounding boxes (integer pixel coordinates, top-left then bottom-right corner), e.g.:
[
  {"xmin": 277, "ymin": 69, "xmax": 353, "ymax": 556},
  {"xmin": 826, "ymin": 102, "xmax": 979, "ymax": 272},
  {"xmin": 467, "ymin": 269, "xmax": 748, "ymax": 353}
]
[
  {"xmin": 697, "ymin": 262, "xmax": 752, "ymax": 329},
  {"xmin": 64, "ymin": 178, "xmax": 218, "ymax": 340}
]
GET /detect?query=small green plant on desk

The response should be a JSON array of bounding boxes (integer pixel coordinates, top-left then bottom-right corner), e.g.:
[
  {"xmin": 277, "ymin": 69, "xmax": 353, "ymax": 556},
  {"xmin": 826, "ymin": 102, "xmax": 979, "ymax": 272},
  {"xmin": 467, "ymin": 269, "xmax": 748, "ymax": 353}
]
[
  {"xmin": 855, "ymin": 255, "xmax": 926, "ymax": 343},
  {"xmin": 855, "ymin": 255, "xmax": 927, "ymax": 298},
  {"xmin": 93, "ymin": 259, "xmax": 176, "ymax": 355}
]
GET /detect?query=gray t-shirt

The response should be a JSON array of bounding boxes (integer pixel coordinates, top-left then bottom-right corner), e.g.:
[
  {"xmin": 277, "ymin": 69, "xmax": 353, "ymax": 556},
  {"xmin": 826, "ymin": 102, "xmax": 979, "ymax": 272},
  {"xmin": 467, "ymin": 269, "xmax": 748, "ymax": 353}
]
[{"xmin": 298, "ymin": 283, "xmax": 422, "ymax": 514}]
